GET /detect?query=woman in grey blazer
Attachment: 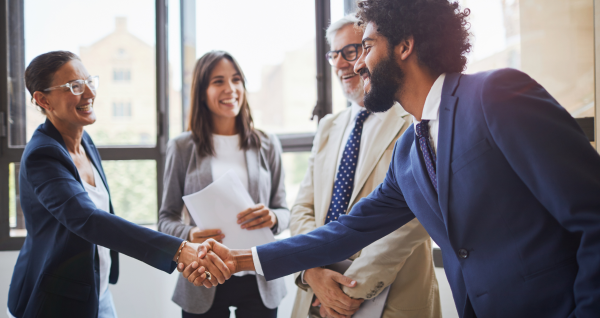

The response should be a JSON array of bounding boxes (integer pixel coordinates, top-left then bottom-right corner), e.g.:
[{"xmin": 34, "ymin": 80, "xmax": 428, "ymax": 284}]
[{"xmin": 158, "ymin": 51, "xmax": 289, "ymax": 318}]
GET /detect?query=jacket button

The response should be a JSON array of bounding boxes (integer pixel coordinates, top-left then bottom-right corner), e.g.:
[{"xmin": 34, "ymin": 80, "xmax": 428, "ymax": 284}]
[{"xmin": 458, "ymin": 249, "xmax": 469, "ymax": 259}]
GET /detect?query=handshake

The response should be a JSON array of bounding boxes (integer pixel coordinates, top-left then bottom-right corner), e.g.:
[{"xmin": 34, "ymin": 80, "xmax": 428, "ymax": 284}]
[{"xmin": 175, "ymin": 239, "xmax": 252, "ymax": 288}]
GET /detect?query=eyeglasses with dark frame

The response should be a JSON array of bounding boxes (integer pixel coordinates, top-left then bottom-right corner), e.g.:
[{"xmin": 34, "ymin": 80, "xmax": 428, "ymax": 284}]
[
  {"xmin": 43, "ymin": 76, "xmax": 99, "ymax": 95},
  {"xmin": 325, "ymin": 44, "xmax": 363, "ymax": 66}
]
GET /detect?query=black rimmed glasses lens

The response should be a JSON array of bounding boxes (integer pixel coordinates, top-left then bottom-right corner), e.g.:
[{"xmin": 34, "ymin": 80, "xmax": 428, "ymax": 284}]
[
  {"xmin": 44, "ymin": 76, "xmax": 100, "ymax": 95},
  {"xmin": 326, "ymin": 44, "xmax": 362, "ymax": 66}
]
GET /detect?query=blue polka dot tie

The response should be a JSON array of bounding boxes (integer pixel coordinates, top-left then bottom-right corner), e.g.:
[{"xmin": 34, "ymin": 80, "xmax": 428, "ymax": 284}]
[
  {"xmin": 325, "ymin": 110, "xmax": 371, "ymax": 224},
  {"xmin": 415, "ymin": 120, "xmax": 438, "ymax": 193}
]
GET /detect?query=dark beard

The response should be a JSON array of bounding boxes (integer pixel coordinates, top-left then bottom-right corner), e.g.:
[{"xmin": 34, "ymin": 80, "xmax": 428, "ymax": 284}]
[{"xmin": 362, "ymin": 53, "xmax": 405, "ymax": 113}]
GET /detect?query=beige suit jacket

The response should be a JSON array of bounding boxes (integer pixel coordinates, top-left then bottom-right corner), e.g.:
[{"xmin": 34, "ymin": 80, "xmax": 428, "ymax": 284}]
[{"xmin": 290, "ymin": 105, "xmax": 441, "ymax": 318}]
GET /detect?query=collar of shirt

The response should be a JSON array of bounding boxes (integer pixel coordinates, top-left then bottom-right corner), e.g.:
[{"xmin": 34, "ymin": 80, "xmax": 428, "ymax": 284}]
[{"xmin": 413, "ymin": 73, "xmax": 446, "ymax": 127}]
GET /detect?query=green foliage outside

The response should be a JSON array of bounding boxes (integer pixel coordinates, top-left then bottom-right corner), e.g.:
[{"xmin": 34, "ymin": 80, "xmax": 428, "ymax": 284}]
[{"xmin": 102, "ymin": 160, "xmax": 157, "ymax": 224}]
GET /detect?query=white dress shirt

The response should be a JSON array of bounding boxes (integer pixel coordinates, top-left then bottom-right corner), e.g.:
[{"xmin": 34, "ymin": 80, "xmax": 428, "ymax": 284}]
[
  {"xmin": 252, "ymin": 102, "xmax": 385, "ymax": 276},
  {"xmin": 211, "ymin": 134, "xmax": 255, "ymax": 277},
  {"xmin": 413, "ymin": 73, "xmax": 446, "ymax": 154},
  {"xmin": 251, "ymin": 76, "xmax": 446, "ymax": 277},
  {"xmin": 81, "ymin": 164, "xmax": 112, "ymax": 297}
]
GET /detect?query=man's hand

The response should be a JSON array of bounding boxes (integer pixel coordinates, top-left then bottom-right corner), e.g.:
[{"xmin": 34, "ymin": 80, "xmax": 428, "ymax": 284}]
[
  {"xmin": 237, "ymin": 204, "xmax": 277, "ymax": 230},
  {"xmin": 175, "ymin": 242, "xmax": 231, "ymax": 288},
  {"xmin": 188, "ymin": 227, "xmax": 224, "ymax": 243},
  {"xmin": 182, "ymin": 239, "xmax": 255, "ymax": 287},
  {"xmin": 304, "ymin": 267, "xmax": 363, "ymax": 318}
]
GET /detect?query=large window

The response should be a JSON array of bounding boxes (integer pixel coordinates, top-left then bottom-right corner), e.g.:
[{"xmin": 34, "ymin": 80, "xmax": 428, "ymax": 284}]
[
  {"xmin": 0, "ymin": 0, "xmax": 169, "ymax": 249},
  {"xmin": 0, "ymin": 0, "xmax": 331, "ymax": 250},
  {"xmin": 1, "ymin": 0, "xmax": 596, "ymax": 251},
  {"xmin": 461, "ymin": 0, "xmax": 595, "ymax": 119}
]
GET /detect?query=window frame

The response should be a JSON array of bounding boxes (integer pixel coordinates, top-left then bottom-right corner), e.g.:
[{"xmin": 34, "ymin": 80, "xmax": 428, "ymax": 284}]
[
  {"xmin": 0, "ymin": 0, "xmax": 333, "ymax": 251},
  {"xmin": 0, "ymin": 0, "xmax": 171, "ymax": 250}
]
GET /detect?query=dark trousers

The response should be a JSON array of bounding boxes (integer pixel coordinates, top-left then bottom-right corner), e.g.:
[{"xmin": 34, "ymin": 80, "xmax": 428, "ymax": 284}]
[{"xmin": 182, "ymin": 275, "xmax": 277, "ymax": 318}]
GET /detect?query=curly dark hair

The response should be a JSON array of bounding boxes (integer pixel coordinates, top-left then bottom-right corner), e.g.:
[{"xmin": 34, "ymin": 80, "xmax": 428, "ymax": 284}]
[{"xmin": 357, "ymin": 0, "xmax": 471, "ymax": 74}]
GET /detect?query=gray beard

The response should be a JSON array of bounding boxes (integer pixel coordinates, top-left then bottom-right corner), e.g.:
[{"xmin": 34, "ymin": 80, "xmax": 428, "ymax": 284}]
[{"xmin": 342, "ymin": 81, "xmax": 364, "ymax": 105}]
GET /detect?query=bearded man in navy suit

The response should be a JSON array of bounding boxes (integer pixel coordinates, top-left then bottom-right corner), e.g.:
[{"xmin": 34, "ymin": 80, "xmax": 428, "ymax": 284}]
[{"xmin": 181, "ymin": 1, "xmax": 600, "ymax": 317}]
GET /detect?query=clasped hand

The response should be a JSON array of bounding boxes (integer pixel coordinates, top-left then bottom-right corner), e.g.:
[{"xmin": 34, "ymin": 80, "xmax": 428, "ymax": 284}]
[
  {"xmin": 305, "ymin": 267, "xmax": 364, "ymax": 318},
  {"xmin": 176, "ymin": 204, "xmax": 274, "ymax": 287},
  {"xmin": 177, "ymin": 239, "xmax": 238, "ymax": 288}
]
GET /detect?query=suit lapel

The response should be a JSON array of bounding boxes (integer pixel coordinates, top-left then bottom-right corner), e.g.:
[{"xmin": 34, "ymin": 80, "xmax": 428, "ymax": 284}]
[
  {"xmin": 317, "ymin": 110, "xmax": 351, "ymax": 226},
  {"xmin": 437, "ymin": 73, "xmax": 462, "ymax": 230},
  {"xmin": 349, "ymin": 105, "xmax": 406, "ymax": 207},
  {"xmin": 245, "ymin": 146, "xmax": 261, "ymax": 204},
  {"xmin": 410, "ymin": 135, "xmax": 445, "ymax": 223}
]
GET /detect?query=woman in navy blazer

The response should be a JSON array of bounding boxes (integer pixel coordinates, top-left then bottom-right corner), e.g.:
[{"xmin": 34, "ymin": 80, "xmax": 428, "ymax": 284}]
[{"xmin": 7, "ymin": 51, "xmax": 214, "ymax": 318}]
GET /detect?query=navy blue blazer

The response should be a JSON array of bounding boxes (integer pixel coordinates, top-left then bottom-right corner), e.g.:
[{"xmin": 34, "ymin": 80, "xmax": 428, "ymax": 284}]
[
  {"xmin": 256, "ymin": 69, "xmax": 600, "ymax": 318},
  {"xmin": 8, "ymin": 119, "xmax": 183, "ymax": 318}
]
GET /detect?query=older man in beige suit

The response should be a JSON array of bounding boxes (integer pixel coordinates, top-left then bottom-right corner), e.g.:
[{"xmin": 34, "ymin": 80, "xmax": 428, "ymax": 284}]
[{"xmin": 290, "ymin": 15, "xmax": 441, "ymax": 318}]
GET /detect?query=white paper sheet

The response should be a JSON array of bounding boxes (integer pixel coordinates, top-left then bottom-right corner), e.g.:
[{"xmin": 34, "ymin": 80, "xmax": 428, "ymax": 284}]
[{"xmin": 182, "ymin": 170, "xmax": 275, "ymax": 249}]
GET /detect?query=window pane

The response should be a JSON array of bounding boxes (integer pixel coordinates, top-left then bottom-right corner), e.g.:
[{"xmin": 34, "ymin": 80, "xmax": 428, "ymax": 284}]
[
  {"xmin": 9, "ymin": 163, "xmax": 26, "ymax": 237},
  {"xmin": 168, "ymin": 0, "xmax": 184, "ymax": 138},
  {"xmin": 281, "ymin": 152, "xmax": 311, "ymax": 210},
  {"xmin": 461, "ymin": 0, "xmax": 594, "ymax": 118},
  {"xmin": 102, "ymin": 160, "xmax": 157, "ymax": 224},
  {"xmin": 22, "ymin": 0, "xmax": 157, "ymax": 146},
  {"xmin": 194, "ymin": 0, "xmax": 317, "ymax": 134},
  {"xmin": 8, "ymin": 160, "xmax": 156, "ymax": 235},
  {"xmin": 331, "ymin": 0, "xmax": 346, "ymax": 24}
]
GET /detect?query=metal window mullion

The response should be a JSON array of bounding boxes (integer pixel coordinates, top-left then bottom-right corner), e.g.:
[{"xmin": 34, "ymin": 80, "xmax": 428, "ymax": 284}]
[
  {"xmin": 315, "ymin": 0, "xmax": 332, "ymax": 121},
  {"xmin": 156, "ymin": 0, "xmax": 170, "ymax": 221},
  {"xmin": 595, "ymin": 0, "xmax": 600, "ymax": 151}
]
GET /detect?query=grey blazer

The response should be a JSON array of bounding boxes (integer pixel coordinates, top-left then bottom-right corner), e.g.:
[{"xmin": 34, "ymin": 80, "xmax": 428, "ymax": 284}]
[{"xmin": 158, "ymin": 131, "xmax": 289, "ymax": 314}]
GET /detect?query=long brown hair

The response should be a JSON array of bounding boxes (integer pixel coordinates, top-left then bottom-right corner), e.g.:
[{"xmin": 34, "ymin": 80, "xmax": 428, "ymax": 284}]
[{"xmin": 187, "ymin": 51, "xmax": 261, "ymax": 157}]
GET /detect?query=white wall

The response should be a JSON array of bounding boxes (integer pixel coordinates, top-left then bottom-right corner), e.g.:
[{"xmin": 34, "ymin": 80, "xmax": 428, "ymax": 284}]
[{"xmin": 0, "ymin": 252, "xmax": 456, "ymax": 318}]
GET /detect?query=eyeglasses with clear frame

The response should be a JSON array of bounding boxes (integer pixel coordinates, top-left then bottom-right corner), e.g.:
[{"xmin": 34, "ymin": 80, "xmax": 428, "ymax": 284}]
[
  {"xmin": 43, "ymin": 76, "xmax": 99, "ymax": 95},
  {"xmin": 325, "ymin": 44, "xmax": 363, "ymax": 66}
]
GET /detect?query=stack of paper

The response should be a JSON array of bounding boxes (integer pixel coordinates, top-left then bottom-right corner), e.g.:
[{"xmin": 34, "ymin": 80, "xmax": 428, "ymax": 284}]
[{"xmin": 182, "ymin": 170, "xmax": 275, "ymax": 249}]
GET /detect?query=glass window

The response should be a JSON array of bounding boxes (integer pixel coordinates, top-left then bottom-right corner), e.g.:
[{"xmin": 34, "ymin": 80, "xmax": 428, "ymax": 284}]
[
  {"xmin": 9, "ymin": 163, "xmax": 26, "ymax": 237},
  {"xmin": 8, "ymin": 160, "xmax": 158, "ymax": 234},
  {"xmin": 168, "ymin": 0, "xmax": 184, "ymax": 138},
  {"xmin": 19, "ymin": 0, "xmax": 157, "ymax": 146},
  {"xmin": 103, "ymin": 160, "xmax": 157, "ymax": 225},
  {"xmin": 281, "ymin": 152, "xmax": 311, "ymax": 210},
  {"xmin": 461, "ymin": 0, "xmax": 594, "ymax": 118},
  {"xmin": 194, "ymin": 0, "xmax": 318, "ymax": 134}
]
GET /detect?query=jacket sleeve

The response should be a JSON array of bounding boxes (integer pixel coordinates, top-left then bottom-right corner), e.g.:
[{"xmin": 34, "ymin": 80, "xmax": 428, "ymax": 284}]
[
  {"xmin": 341, "ymin": 218, "xmax": 430, "ymax": 299},
  {"xmin": 157, "ymin": 138, "xmax": 195, "ymax": 240},
  {"xmin": 265, "ymin": 133, "xmax": 290, "ymax": 236},
  {"xmin": 481, "ymin": 68, "xmax": 600, "ymax": 316},
  {"xmin": 24, "ymin": 145, "xmax": 182, "ymax": 273},
  {"xmin": 256, "ymin": 141, "xmax": 416, "ymax": 281}
]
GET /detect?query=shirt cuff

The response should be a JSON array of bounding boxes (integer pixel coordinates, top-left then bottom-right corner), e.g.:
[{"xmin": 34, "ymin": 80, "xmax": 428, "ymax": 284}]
[
  {"xmin": 301, "ymin": 270, "xmax": 308, "ymax": 285},
  {"xmin": 251, "ymin": 246, "xmax": 264, "ymax": 276}
]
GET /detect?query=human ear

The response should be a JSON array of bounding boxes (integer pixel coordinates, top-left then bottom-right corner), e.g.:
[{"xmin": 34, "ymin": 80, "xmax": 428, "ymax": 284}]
[
  {"xmin": 32, "ymin": 91, "xmax": 52, "ymax": 112},
  {"xmin": 394, "ymin": 36, "xmax": 415, "ymax": 61}
]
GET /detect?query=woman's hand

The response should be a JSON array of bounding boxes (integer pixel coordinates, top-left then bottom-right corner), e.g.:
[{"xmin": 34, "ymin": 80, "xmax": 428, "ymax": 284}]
[
  {"xmin": 188, "ymin": 227, "xmax": 224, "ymax": 243},
  {"xmin": 237, "ymin": 204, "xmax": 277, "ymax": 230}
]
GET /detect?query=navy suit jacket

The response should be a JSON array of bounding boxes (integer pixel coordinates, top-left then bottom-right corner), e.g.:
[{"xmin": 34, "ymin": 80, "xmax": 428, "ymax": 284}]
[
  {"xmin": 8, "ymin": 119, "xmax": 183, "ymax": 318},
  {"xmin": 257, "ymin": 69, "xmax": 600, "ymax": 318}
]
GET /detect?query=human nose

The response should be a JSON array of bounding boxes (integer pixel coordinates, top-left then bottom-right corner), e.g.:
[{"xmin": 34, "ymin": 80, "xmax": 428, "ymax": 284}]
[
  {"xmin": 81, "ymin": 81, "xmax": 96, "ymax": 99},
  {"xmin": 354, "ymin": 50, "xmax": 366, "ymax": 75}
]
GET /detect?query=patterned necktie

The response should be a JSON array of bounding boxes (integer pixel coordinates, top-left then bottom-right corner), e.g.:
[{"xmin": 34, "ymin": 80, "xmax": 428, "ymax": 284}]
[
  {"xmin": 325, "ymin": 110, "xmax": 371, "ymax": 224},
  {"xmin": 415, "ymin": 120, "xmax": 438, "ymax": 193}
]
